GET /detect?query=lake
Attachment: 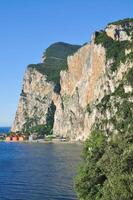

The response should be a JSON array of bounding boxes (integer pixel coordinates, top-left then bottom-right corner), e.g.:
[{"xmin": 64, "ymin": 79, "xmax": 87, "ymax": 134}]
[
  {"xmin": 0, "ymin": 127, "xmax": 10, "ymax": 134},
  {"xmin": 0, "ymin": 142, "xmax": 82, "ymax": 200}
]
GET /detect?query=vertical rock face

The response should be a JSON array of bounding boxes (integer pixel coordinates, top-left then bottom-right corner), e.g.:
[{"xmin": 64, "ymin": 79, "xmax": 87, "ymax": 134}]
[
  {"xmin": 11, "ymin": 68, "xmax": 54, "ymax": 133},
  {"xmin": 11, "ymin": 42, "xmax": 81, "ymax": 133},
  {"xmin": 53, "ymin": 42, "xmax": 106, "ymax": 140},
  {"xmin": 105, "ymin": 24, "xmax": 131, "ymax": 41},
  {"xmin": 12, "ymin": 18, "xmax": 133, "ymax": 141}
]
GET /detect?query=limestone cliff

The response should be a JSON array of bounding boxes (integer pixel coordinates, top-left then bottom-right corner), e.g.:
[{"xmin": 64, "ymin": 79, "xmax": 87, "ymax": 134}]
[
  {"xmin": 12, "ymin": 18, "xmax": 133, "ymax": 141},
  {"xmin": 11, "ymin": 67, "xmax": 54, "ymax": 133},
  {"xmin": 11, "ymin": 42, "xmax": 81, "ymax": 133}
]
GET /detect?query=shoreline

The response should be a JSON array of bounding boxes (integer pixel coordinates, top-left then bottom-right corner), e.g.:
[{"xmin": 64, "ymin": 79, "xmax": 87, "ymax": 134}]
[{"xmin": 0, "ymin": 139, "xmax": 83, "ymax": 145}]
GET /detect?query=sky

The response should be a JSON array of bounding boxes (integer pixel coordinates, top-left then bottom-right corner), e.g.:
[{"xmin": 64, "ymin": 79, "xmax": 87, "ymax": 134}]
[{"xmin": 0, "ymin": 0, "xmax": 133, "ymax": 127}]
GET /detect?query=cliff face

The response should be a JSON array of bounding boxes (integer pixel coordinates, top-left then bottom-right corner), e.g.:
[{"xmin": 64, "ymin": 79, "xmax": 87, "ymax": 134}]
[
  {"xmin": 11, "ymin": 42, "xmax": 81, "ymax": 133},
  {"xmin": 11, "ymin": 68, "xmax": 54, "ymax": 133},
  {"xmin": 53, "ymin": 42, "xmax": 106, "ymax": 140},
  {"xmin": 12, "ymin": 18, "xmax": 133, "ymax": 140}
]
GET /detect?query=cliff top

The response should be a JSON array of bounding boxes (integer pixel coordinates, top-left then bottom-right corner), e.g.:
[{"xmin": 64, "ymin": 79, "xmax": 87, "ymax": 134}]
[
  {"xmin": 108, "ymin": 18, "xmax": 133, "ymax": 26},
  {"xmin": 95, "ymin": 19, "xmax": 133, "ymax": 72},
  {"xmin": 42, "ymin": 42, "xmax": 81, "ymax": 61},
  {"xmin": 28, "ymin": 18, "xmax": 133, "ymax": 84},
  {"xmin": 28, "ymin": 42, "xmax": 81, "ymax": 84}
]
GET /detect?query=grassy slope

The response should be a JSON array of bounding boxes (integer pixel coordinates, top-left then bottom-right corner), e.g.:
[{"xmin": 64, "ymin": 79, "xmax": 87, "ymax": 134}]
[{"xmin": 28, "ymin": 42, "xmax": 81, "ymax": 84}]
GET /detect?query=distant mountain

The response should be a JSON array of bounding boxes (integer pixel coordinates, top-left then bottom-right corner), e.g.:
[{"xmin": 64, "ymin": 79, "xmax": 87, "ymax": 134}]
[{"xmin": 0, "ymin": 127, "xmax": 10, "ymax": 134}]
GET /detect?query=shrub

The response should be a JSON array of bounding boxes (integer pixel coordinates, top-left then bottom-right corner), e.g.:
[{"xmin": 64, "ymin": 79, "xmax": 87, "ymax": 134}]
[
  {"xmin": 108, "ymin": 18, "xmax": 133, "ymax": 26},
  {"xmin": 75, "ymin": 130, "xmax": 107, "ymax": 200},
  {"xmin": 75, "ymin": 131, "xmax": 133, "ymax": 200},
  {"xmin": 96, "ymin": 95, "xmax": 111, "ymax": 112},
  {"xmin": 85, "ymin": 104, "xmax": 92, "ymax": 114},
  {"xmin": 95, "ymin": 31, "xmax": 131, "ymax": 72},
  {"xmin": 113, "ymin": 83, "xmax": 127, "ymax": 98},
  {"xmin": 126, "ymin": 67, "xmax": 133, "ymax": 86}
]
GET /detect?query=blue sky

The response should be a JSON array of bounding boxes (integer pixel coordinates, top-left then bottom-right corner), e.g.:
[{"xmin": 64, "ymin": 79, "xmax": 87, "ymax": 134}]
[{"xmin": 0, "ymin": 0, "xmax": 133, "ymax": 126}]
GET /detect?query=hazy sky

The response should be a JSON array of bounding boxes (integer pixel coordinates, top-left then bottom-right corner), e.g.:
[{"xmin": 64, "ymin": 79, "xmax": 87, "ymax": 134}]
[{"xmin": 0, "ymin": 0, "xmax": 133, "ymax": 126}]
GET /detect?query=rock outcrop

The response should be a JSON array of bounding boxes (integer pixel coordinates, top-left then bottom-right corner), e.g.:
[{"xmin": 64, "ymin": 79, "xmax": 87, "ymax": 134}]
[
  {"xmin": 11, "ymin": 42, "xmax": 81, "ymax": 133},
  {"xmin": 12, "ymin": 18, "xmax": 133, "ymax": 141},
  {"xmin": 11, "ymin": 67, "xmax": 54, "ymax": 133}
]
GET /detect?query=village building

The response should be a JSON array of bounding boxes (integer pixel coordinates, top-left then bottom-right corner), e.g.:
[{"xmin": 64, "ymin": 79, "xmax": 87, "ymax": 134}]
[
  {"xmin": 12, "ymin": 135, "xmax": 18, "ymax": 142},
  {"xmin": 18, "ymin": 136, "xmax": 24, "ymax": 142},
  {"xmin": 5, "ymin": 136, "xmax": 11, "ymax": 142},
  {"xmin": 5, "ymin": 135, "xmax": 25, "ymax": 142}
]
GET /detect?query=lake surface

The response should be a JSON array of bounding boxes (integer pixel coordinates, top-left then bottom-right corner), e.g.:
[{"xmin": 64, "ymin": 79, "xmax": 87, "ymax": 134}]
[
  {"xmin": 0, "ymin": 142, "xmax": 82, "ymax": 200},
  {"xmin": 0, "ymin": 127, "xmax": 10, "ymax": 134}
]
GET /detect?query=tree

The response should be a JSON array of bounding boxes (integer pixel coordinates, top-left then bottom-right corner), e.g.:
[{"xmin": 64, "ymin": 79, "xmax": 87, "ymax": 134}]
[
  {"xmin": 75, "ymin": 130, "xmax": 107, "ymax": 200},
  {"xmin": 75, "ymin": 131, "xmax": 133, "ymax": 200}
]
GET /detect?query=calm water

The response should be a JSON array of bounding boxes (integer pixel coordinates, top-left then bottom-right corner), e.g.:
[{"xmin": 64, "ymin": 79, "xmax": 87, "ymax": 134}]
[
  {"xmin": 0, "ymin": 127, "xmax": 10, "ymax": 134},
  {"xmin": 0, "ymin": 142, "xmax": 82, "ymax": 200}
]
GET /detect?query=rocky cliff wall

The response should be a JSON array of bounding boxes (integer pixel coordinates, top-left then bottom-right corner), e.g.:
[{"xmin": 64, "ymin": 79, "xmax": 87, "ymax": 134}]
[
  {"xmin": 12, "ymin": 18, "xmax": 133, "ymax": 141},
  {"xmin": 11, "ymin": 67, "xmax": 54, "ymax": 133},
  {"xmin": 11, "ymin": 42, "xmax": 81, "ymax": 134},
  {"xmin": 53, "ymin": 42, "xmax": 106, "ymax": 140}
]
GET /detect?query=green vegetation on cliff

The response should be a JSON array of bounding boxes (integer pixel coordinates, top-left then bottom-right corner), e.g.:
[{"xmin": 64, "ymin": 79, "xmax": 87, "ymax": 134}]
[
  {"xmin": 28, "ymin": 42, "xmax": 81, "ymax": 84},
  {"xmin": 76, "ymin": 87, "xmax": 133, "ymax": 199},
  {"xmin": 76, "ymin": 77, "xmax": 133, "ymax": 199},
  {"xmin": 95, "ymin": 31, "xmax": 132, "ymax": 71},
  {"xmin": 108, "ymin": 18, "xmax": 133, "ymax": 26},
  {"xmin": 75, "ymin": 130, "xmax": 133, "ymax": 200},
  {"xmin": 95, "ymin": 18, "xmax": 133, "ymax": 72},
  {"xmin": 22, "ymin": 101, "xmax": 56, "ymax": 136},
  {"xmin": 76, "ymin": 19, "xmax": 133, "ymax": 200}
]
